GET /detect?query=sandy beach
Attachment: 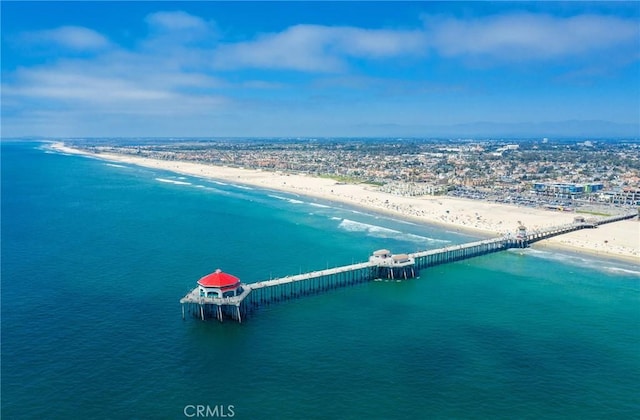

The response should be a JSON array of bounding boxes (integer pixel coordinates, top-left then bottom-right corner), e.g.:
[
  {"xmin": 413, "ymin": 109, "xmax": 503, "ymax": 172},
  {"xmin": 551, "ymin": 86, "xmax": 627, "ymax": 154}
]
[{"xmin": 51, "ymin": 142, "xmax": 639, "ymax": 263}]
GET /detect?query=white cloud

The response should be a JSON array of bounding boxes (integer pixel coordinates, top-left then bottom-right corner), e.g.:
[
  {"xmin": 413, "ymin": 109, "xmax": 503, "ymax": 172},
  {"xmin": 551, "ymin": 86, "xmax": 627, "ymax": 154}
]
[
  {"xmin": 214, "ymin": 25, "xmax": 343, "ymax": 72},
  {"xmin": 3, "ymin": 11, "xmax": 229, "ymax": 137},
  {"xmin": 213, "ymin": 24, "xmax": 426, "ymax": 72},
  {"xmin": 424, "ymin": 13, "xmax": 640, "ymax": 61},
  {"xmin": 2, "ymin": 59, "xmax": 228, "ymax": 124},
  {"xmin": 142, "ymin": 10, "xmax": 218, "ymax": 49},
  {"xmin": 3, "ymin": 9, "xmax": 638, "ymax": 137},
  {"xmin": 145, "ymin": 11, "xmax": 210, "ymax": 32},
  {"xmin": 211, "ymin": 12, "xmax": 640, "ymax": 72},
  {"xmin": 20, "ymin": 26, "xmax": 111, "ymax": 52},
  {"xmin": 5, "ymin": 69, "xmax": 169, "ymax": 102},
  {"xmin": 335, "ymin": 27, "xmax": 426, "ymax": 58}
]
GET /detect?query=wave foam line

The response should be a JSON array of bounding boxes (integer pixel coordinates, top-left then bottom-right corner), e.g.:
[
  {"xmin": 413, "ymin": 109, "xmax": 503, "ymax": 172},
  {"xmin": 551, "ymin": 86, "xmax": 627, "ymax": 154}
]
[
  {"xmin": 518, "ymin": 248, "xmax": 640, "ymax": 277},
  {"xmin": 338, "ymin": 219, "xmax": 448, "ymax": 245},
  {"xmin": 155, "ymin": 178, "xmax": 192, "ymax": 186},
  {"xmin": 603, "ymin": 267, "xmax": 640, "ymax": 277},
  {"xmin": 268, "ymin": 194, "xmax": 304, "ymax": 204}
]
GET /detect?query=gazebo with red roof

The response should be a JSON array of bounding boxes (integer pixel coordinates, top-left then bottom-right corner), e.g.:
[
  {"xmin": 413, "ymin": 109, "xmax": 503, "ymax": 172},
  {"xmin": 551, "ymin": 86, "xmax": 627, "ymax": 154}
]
[{"xmin": 198, "ymin": 269, "xmax": 244, "ymax": 299}]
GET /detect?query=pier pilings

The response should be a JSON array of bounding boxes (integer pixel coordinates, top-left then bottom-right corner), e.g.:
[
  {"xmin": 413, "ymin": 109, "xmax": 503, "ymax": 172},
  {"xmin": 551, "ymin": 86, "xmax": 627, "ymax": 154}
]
[{"xmin": 243, "ymin": 262, "xmax": 377, "ymax": 311}]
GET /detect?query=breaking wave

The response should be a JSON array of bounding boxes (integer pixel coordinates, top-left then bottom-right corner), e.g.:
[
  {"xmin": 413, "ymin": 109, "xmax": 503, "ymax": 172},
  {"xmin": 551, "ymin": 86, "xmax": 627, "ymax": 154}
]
[
  {"xmin": 604, "ymin": 266, "xmax": 640, "ymax": 277},
  {"xmin": 155, "ymin": 178, "xmax": 192, "ymax": 186},
  {"xmin": 516, "ymin": 248, "xmax": 640, "ymax": 277},
  {"xmin": 337, "ymin": 219, "xmax": 450, "ymax": 245},
  {"xmin": 268, "ymin": 194, "xmax": 304, "ymax": 204}
]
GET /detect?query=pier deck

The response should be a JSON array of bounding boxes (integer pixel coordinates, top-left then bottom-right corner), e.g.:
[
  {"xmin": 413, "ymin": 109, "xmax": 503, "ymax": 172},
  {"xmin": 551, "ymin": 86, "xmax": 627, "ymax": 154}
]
[
  {"xmin": 180, "ymin": 286, "xmax": 252, "ymax": 322},
  {"xmin": 248, "ymin": 261, "xmax": 375, "ymax": 290},
  {"xmin": 180, "ymin": 286, "xmax": 252, "ymax": 306}
]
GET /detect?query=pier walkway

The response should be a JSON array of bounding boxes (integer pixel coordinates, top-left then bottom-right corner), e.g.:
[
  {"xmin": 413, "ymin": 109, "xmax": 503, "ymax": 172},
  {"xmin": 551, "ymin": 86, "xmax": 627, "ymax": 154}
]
[{"xmin": 181, "ymin": 212, "xmax": 637, "ymax": 322}]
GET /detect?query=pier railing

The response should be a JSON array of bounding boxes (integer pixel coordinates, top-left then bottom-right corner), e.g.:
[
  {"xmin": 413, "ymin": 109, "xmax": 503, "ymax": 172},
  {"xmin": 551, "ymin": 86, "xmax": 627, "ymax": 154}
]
[
  {"xmin": 244, "ymin": 262, "xmax": 376, "ymax": 309},
  {"xmin": 410, "ymin": 237, "xmax": 511, "ymax": 269}
]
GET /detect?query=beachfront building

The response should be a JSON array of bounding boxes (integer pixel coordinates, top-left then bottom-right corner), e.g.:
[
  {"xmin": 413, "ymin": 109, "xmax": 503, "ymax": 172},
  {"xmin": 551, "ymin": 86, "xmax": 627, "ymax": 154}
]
[
  {"xmin": 599, "ymin": 188, "xmax": 640, "ymax": 206},
  {"xmin": 378, "ymin": 181, "xmax": 448, "ymax": 196},
  {"xmin": 533, "ymin": 182, "xmax": 604, "ymax": 199},
  {"xmin": 532, "ymin": 182, "xmax": 604, "ymax": 199}
]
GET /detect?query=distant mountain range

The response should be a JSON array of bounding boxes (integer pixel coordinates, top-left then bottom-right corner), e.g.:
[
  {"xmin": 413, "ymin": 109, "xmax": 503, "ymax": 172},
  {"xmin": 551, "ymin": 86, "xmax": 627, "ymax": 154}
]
[{"xmin": 354, "ymin": 120, "xmax": 639, "ymax": 139}]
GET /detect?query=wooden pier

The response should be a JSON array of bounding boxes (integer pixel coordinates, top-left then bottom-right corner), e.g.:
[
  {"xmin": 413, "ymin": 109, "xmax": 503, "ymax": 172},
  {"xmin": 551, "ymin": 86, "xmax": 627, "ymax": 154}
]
[
  {"xmin": 245, "ymin": 262, "xmax": 376, "ymax": 309},
  {"xmin": 180, "ymin": 212, "xmax": 637, "ymax": 322}
]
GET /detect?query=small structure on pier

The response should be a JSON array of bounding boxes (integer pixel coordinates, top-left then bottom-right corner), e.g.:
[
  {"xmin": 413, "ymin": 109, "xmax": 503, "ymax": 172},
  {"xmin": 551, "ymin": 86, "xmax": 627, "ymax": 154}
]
[
  {"xmin": 181, "ymin": 269, "xmax": 251, "ymax": 322},
  {"xmin": 573, "ymin": 215, "xmax": 596, "ymax": 228},
  {"xmin": 515, "ymin": 223, "xmax": 528, "ymax": 247},
  {"xmin": 369, "ymin": 249, "xmax": 416, "ymax": 279}
]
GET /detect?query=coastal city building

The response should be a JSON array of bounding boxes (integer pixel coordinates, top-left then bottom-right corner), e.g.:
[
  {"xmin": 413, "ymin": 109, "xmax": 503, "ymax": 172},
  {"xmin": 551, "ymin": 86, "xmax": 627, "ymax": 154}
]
[{"xmin": 532, "ymin": 182, "xmax": 604, "ymax": 199}]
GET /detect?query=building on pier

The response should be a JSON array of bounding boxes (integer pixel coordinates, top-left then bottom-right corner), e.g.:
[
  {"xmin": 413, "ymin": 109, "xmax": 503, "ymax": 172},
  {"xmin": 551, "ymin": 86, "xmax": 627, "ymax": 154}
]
[
  {"xmin": 180, "ymin": 269, "xmax": 251, "ymax": 322},
  {"xmin": 370, "ymin": 249, "xmax": 392, "ymax": 262},
  {"xmin": 572, "ymin": 215, "xmax": 597, "ymax": 228},
  {"xmin": 516, "ymin": 224, "xmax": 527, "ymax": 239},
  {"xmin": 197, "ymin": 269, "xmax": 244, "ymax": 298},
  {"xmin": 515, "ymin": 223, "xmax": 528, "ymax": 248},
  {"xmin": 369, "ymin": 249, "xmax": 416, "ymax": 279}
]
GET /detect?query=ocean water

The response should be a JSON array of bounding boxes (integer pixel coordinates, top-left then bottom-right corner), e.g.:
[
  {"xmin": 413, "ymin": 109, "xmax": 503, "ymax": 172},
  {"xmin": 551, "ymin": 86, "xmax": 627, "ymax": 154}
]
[{"xmin": 2, "ymin": 141, "xmax": 639, "ymax": 419}]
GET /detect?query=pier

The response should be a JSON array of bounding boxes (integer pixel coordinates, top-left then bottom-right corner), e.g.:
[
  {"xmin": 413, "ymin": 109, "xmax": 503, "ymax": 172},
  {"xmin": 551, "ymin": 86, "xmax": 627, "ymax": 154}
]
[{"xmin": 180, "ymin": 212, "xmax": 637, "ymax": 322}]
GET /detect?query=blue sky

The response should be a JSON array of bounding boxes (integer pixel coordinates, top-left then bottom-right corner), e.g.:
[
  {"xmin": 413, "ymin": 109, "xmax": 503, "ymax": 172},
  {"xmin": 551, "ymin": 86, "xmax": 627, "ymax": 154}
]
[{"xmin": 2, "ymin": 1, "xmax": 639, "ymax": 138}]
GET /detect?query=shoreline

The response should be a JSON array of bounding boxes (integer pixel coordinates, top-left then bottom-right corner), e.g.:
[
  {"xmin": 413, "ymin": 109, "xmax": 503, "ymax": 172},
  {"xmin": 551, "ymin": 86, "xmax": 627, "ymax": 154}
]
[
  {"xmin": 49, "ymin": 142, "xmax": 639, "ymax": 264},
  {"xmin": 532, "ymin": 240, "xmax": 639, "ymax": 266},
  {"xmin": 532, "ymin": 219, "xmax": 639, "ymax": 265}
]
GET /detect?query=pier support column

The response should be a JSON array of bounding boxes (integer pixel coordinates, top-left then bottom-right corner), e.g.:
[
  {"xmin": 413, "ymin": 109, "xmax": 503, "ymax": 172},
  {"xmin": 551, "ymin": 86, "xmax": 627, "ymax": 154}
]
[{"xmin": 200, "ymin": 305, "xmax": 205, "ymax": 321}]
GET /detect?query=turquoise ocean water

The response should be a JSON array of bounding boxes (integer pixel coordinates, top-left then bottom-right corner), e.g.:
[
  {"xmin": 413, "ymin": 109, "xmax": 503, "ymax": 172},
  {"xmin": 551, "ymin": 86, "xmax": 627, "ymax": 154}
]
[{"xmin": 2, "ymin": 141, "xmax": 639, "ymax": 419}]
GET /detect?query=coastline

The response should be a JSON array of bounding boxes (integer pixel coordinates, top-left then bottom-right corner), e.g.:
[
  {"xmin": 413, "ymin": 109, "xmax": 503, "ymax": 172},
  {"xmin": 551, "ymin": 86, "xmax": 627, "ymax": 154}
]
[
  {"xmin": 534, "ymin": 220, "xmax": 639, "ymax": 265},
  {"xmin": 49, "ymin": 142, "xmax": 639, "ymax": 263}
]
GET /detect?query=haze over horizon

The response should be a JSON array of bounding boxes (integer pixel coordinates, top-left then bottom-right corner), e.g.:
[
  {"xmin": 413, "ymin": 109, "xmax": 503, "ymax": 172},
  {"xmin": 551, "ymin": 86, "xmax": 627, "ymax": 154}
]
[{"xmin": 2, "ymin": 1, "xmax": 639, "ymax": 138}]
